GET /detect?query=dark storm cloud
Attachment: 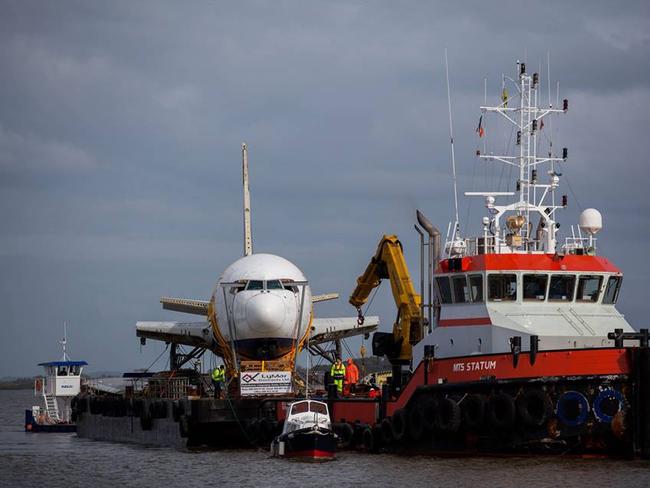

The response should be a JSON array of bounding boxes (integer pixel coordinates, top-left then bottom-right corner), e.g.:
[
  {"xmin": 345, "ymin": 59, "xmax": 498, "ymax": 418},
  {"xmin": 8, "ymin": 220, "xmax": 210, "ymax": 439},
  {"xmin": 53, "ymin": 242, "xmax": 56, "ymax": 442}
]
[{"xmin": 1, "ymin": 1, "xmax": 649, "ymax": 376}]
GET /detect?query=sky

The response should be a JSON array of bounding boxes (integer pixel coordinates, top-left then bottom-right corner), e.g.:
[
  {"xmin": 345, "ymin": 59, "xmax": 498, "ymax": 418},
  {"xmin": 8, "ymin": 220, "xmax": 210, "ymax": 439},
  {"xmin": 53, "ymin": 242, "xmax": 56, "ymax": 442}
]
[{"xmin": 1, "ymin": 1, "xmax": 649, "ymax": 377}]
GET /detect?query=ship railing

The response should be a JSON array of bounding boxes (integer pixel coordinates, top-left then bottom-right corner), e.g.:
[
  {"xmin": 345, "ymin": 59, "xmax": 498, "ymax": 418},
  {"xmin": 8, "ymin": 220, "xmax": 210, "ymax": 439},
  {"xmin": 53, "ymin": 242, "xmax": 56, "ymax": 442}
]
[
  {"xmin": 141, "ymin": 377, "xmax": 190, "ymax": 399},
  {"xmin": 563, "ymin": 236, "xmax": 597, "ymax": 254}
]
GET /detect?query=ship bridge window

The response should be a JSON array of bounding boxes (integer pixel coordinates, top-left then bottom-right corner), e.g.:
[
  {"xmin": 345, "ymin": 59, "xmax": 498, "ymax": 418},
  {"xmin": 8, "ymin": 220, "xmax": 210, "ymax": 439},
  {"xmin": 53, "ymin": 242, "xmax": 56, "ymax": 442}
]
[
  {"xmin": 548, "ymin": 275, "xmax": 576, "ymax": 301},
  {"xmin": 523, "ymin": 274, "xmax": 548, "ymax": 301},
  {"xmin": 577, "ymin": 275, "xmax": 603, "ymax": 302},
  {"xmin": 58, "ymin": 367, "xmax": 68, "ymax": 376},
  {"xmin": 603, "ymin": 276, "xmax": 622, "ymax": 304},
  {"xmin": 452, "ymin": 276, "xmax": 470, "ymax": 303},
  {"xmin": 469, "ymin": 274, "xmax": 483, "ymax": 302},
  {"xmin": 245, "ymin": 280, "xmax": 264, "ymax": 291},
  {"xmin": 488, "ymin": 274, "xmax": 517, "ymax": 301},
  {"xmin": 435, "ymin": 277, "xmax": 453, "ymax": 304}
]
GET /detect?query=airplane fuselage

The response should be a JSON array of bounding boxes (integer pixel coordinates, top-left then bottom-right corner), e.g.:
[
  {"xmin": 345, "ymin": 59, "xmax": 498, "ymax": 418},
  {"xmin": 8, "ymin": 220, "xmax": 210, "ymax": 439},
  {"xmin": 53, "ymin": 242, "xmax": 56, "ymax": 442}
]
[{"xmin": 214, "ymin": 253, "xmax": 312, "ymax": 360}]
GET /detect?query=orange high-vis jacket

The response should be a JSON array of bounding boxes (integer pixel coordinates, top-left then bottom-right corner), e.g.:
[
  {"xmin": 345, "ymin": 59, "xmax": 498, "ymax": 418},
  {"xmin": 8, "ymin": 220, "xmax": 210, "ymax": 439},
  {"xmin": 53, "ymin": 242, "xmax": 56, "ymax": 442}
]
[{"xmin": 345, "ymin": 362, "xmax": 359, "ymax": 384}]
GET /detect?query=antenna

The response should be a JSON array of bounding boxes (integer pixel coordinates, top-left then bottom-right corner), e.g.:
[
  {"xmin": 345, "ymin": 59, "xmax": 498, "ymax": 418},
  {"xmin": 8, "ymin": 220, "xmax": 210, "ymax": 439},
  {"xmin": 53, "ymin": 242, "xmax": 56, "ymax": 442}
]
[
  {"xmin": 444, "ymin": 48, "xmax": 460, "ymax": 240},
  {"xmin": 242, "ymin": 143, "xmax": 253, "ymax": 256},
  {"xmin": 60, "ymin": 321, "xmax": 69, "ymax": 361}
]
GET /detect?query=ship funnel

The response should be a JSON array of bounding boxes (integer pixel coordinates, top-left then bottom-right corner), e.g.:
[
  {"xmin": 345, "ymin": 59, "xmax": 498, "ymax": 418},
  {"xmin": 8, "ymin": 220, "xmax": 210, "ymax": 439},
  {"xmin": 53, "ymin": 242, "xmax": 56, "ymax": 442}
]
[
  {"xmin": 416, "ymin": 209, "xmax": 441, "ymax": 263},
  {"xmin": 415, "ymin": 209, "xmax": 442, "ymax": 335}
]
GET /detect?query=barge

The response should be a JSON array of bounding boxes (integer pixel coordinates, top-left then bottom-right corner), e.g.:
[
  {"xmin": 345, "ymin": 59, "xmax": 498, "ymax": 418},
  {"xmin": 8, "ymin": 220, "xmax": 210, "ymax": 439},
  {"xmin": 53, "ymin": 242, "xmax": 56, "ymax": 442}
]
[{"xmin": 75, "ymin": 60, "xmax": 650, "ymax": 459}]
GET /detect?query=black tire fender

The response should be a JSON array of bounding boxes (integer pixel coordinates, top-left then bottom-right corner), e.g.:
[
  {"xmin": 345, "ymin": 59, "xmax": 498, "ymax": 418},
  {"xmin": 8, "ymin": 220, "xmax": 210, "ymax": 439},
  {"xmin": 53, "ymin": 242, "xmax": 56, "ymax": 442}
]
[
  {"xmin": 179, "ymin": 414, "xmax": 190, "ymax": 438},
  {"xmin": 461, "ymin": 394, "xmax": 486, "ymax": 431},
  {"xmin": 391, "ymin": 408, "xmax": 408, "ymax": 442},
  {"xmin": 487, "ymin": 392, "xmax": 516, "ymax": 430},
  {"xmin": 380, "ymin": 417, "xmax": 394, "ymax": 444},
  {"xmin": 435, "ymin": 397, "xmax": 462, "ymax": 433},
  {"xmin": 336, "ymin": 423, "xmax": 354, "ymax": 449},
  {"xmin": 517, "ymin": 389, "xmax": 552, "ymax": 427},
  {"xmin": 408, "ymin": 404, "xmax": 425, "ymax": 441},
  {"xmin": 362, "ymin": 427, "xmax": 375, "ymax": 452}
]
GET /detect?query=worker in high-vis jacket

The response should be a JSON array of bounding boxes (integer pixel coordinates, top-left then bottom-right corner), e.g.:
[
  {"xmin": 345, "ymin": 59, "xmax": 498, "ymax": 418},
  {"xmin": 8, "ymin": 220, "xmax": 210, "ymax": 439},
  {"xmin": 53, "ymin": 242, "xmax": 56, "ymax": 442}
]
[
  {"xmin": 330, "ymin": 358, "xmax": 346, "ymax": 394},
  {"xmin": 344, "ymin": 358, "xmax": 360, "ymax": 395},
  {"xmin": 212, "ymin": 365, "xmax": 225, "ymax": 399}
]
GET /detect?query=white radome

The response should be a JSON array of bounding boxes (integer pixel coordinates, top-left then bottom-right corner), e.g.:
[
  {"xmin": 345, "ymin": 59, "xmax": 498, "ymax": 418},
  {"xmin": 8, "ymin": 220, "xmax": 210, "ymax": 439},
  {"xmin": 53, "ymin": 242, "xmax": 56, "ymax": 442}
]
[{"xmin": 579, "ymin": 208, "xmax": 603, "ymax": 235}]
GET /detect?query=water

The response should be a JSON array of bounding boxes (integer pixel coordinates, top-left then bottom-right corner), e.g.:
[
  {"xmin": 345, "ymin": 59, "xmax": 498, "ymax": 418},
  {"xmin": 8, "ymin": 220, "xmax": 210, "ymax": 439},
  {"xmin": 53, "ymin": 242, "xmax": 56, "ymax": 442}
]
[{"xmin": 2, "ymin": 390, "xmax": 650, "ymax": 488}]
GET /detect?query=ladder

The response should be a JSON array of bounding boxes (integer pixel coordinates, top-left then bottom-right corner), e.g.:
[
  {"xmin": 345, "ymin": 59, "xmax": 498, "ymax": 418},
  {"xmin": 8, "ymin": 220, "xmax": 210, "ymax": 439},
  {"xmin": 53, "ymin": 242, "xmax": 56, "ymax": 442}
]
[{"xmin": 43, "ymin": 394, "xmax": 60, "ymax": 422}]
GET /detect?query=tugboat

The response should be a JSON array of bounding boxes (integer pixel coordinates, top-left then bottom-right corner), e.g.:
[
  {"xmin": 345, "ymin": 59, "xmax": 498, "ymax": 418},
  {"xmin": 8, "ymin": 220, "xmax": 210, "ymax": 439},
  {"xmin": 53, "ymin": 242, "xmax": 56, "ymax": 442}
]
[
  {"xmin": 339, "ymin": 59, "xmax": 650, "ymax": 458},
  {"xmin": 271, "ymin": 399, "xmax": 337, "ymax": 461},
  {"xmin": 25, "ymin": 326, "xmax": 87, "ymax": 433}
]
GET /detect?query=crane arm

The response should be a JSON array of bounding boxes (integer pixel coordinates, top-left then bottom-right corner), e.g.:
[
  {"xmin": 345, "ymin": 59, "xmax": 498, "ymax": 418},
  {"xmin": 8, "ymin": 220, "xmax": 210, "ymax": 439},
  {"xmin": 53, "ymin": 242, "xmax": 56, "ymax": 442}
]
[{"xmin": 349, "ymin": 235, "xmax": 424, "ymax": 365}]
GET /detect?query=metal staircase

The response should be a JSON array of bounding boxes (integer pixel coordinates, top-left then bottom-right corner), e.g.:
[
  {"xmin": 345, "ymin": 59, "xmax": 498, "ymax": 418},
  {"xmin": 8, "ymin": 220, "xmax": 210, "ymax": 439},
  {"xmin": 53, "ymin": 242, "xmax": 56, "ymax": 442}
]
[{"xmin": 43, "ymin": 394, "xmax": 60, "ymax": 421}]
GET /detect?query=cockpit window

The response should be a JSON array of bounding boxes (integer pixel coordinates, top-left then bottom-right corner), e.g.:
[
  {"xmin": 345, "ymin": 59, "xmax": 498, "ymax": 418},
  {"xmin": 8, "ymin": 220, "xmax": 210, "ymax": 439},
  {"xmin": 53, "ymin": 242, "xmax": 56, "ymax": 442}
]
[
  {"xmin": 523, "ymin": 274, "xmax": 548, "ymax": 301},
  {"xmin": 266, "ymin": 280, "xmax": 284, "ymax": 290},
  {"xmin": 577, "ymin": 275, "xmax": 603, "ymax": 302},
  {"xmin": 246, "ymin": 280, "xmax": 264, "ymax": 290},
  {"xmin": 488, "ymin": 274, "xmax": 517, "ymax": 301},
  {"xmin": 603, "ymin": 276, "xmax": 622, "ymax": 304},
  {"xmin": 548, "ymin": 275, "xmax": 575, "ymax": 301},
  {"xmin": 435, "ymin": 277, "xmax": 453, "ymax": 304}
]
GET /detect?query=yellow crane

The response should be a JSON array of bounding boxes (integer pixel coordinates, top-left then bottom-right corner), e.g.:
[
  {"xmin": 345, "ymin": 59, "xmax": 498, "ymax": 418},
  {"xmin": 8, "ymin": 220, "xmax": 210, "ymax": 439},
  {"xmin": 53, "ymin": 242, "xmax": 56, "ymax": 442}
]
[{"xmin": 349, "ymin": 235, "xmax": 425, "ymax": 369}]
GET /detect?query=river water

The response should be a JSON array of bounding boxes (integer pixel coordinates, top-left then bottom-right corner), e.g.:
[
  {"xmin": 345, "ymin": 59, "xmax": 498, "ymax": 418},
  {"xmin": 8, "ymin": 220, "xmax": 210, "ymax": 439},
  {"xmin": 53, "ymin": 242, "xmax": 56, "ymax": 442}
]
[{"xmin": 2, "ymin": 389, "xmax": 650, "ymax": 488}]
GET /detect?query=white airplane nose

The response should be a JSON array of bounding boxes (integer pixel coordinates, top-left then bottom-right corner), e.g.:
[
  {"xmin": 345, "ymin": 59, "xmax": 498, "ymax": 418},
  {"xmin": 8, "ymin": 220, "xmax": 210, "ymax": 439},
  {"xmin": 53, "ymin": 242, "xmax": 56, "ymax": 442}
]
[{"xmin": 245, "ymin": 293, "xmax": 287, "ymax": 334}]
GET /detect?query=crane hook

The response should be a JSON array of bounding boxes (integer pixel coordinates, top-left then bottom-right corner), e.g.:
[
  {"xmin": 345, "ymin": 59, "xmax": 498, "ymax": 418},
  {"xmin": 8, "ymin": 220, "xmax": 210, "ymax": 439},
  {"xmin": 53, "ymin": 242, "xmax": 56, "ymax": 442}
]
[{"xmin": 356, "ymin": 307, "xmax": 365, "ymax": 326}]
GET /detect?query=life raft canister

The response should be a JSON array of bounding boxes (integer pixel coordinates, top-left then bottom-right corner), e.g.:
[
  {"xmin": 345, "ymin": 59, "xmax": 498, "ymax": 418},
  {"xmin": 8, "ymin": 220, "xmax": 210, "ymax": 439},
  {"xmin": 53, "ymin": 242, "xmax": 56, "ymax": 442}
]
[
  {"xmin": 592, "ymin": 388, "xmax": 625, "ymax": 423},
  {"xmin": 556, "ymin": 390, "xmax": 590, "ymax": 427}
]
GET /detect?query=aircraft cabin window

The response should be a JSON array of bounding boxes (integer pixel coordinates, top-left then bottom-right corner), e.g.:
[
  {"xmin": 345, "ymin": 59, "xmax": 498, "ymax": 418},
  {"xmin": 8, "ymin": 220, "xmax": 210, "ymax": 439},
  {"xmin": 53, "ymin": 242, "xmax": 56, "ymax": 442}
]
[
  {"xmin": 548, "ymin": 275, "xmax": 576, "ymax": 301},
  {"xmin": 469, "ymin": 274, "xmax": 483, "ymax": 302},
  {"xmin": 577, "ymin": 275, "xmax": 603, "ymax": 302},
  {"xmin": 523, "ymin": 274, "xmax": 548, "ymax": 301},
  {"xmin": 603, "ymin": 276, "xmax": 622, "ymax": 304},
  {"xmin": 488, "ymin": 274, "xmax": 517, "ymax": 301},
  {"xmin": 246, "ymin": 280, "xmax": 264, "ymax": 290},
  {"xmin": 451, "ymin": 276, "xmax": 470, "ymax": 303},
  {"xmin": 266, "ymin": 280, "xmax": 284, "ymax": 290},
  {"xmin": 435, "ymin": 277, "xmax": 453, "ymax": 304}
]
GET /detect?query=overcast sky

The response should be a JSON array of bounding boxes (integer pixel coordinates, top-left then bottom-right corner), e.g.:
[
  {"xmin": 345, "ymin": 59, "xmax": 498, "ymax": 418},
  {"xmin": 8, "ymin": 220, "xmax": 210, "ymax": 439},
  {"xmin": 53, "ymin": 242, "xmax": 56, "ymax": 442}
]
[{"xmin": 1, "ymin": 1, "xmax": 649, "ymax": 377}]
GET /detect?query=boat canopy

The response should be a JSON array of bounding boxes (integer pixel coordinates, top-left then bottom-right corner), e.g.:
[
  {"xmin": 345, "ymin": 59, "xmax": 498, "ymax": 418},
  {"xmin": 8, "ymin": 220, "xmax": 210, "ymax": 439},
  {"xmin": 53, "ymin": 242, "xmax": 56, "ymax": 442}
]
[{"xmin": 38, "ymin": 360, "xmax": 88, "ymax": 367}]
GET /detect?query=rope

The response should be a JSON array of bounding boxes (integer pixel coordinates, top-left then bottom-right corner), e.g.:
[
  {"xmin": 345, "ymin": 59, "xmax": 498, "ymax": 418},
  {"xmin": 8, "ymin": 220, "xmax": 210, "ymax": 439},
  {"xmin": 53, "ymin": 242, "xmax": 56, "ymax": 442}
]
[
  {"xmin": 562, "ymin": 170, "xmax": 583, "ymax": 211},
  {"xmin": 363, "ymin": 286, "xmax": 380, "ymax": 315},
  {"xmin": 144, "ymin": 344, "xmax": 169, "ymax": 372}
]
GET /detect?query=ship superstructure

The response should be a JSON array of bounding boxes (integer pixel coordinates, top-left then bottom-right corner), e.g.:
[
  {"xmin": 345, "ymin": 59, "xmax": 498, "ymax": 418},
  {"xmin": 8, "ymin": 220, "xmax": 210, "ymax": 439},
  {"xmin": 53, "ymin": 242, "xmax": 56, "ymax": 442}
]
[{"xmin": 413, "ymin": 61, "xmax": 633, "ymax": 361}]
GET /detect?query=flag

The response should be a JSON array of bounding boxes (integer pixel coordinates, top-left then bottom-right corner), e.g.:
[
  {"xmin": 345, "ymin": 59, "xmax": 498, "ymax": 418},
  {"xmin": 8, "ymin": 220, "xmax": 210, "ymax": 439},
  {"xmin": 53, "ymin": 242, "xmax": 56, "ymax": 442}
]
[
  {"xmin": 476, "ymin": 116, "xmax": 484, "ymax": 138},
  {"xmin": 539, "ymin": 119, "xmax": 545, "ymax": 131},
  {"xmin": 501, "ymin": 88, "xmax": 509, "ymax": 107}
]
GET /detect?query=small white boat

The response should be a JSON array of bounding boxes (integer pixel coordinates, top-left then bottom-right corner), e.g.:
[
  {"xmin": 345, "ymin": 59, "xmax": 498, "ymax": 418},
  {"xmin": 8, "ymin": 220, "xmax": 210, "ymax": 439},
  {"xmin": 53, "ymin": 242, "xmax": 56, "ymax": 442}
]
[
  {"xmin": 270, "ymin": 399, "xmax": 337, "ymax": 461},
  {"xmin": 25, "ymin": 325, "xmax": 87, "ymax": 433}
]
